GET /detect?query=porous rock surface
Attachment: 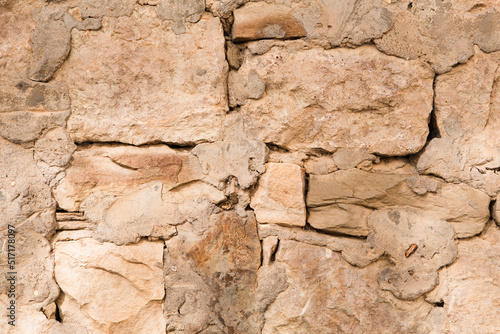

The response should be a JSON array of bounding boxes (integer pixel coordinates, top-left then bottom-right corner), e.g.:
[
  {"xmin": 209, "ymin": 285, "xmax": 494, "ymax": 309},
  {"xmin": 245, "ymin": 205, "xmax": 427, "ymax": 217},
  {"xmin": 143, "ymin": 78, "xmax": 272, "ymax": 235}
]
[{"xmin": 1, "ymin": 0, "xmax": 499, "ymax": 333}]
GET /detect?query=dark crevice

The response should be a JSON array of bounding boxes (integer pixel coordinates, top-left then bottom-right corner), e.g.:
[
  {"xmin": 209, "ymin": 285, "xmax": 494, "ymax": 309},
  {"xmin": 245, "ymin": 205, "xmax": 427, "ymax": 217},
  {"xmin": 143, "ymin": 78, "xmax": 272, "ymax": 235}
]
[
  {"xmin": 75, "ymin": 141, "xmax": 199, "ymax": 151},
  {"xmin": 54, "ymin": 303, "xmax": 62, "ymax": 322},
  {"xmin": 432, "ymin": 301, "xmax": 444, "ymax": 307},
  {"xmin": 265, "ymin": 143, "xmax": 290, "ymax": 153},
  {"xmin": 269, "ymin": 238, "xmax": 279, "ymax": 263},
  {"xmin": 426, "ymin": 74, "xmax": 441, "ymax": 142},
  {"xmin": 303, "ymin": 222, "xmax": 368, "ymax": 240}
]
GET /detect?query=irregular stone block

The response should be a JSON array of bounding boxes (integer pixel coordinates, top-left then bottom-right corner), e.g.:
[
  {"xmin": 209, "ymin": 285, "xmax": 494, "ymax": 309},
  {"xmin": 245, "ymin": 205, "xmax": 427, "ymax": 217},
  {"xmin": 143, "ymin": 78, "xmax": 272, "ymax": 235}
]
[
  {"xmin": 425, "ymin": 224, "xmax": 500, "ymax": 333},
  {"xmin": 232, "ymin": 2, "xmax": 306, "ymax": 42},
  {"xmin": 0, "ymin": 110, "xmax": 70, "ymax": 144},
  {"xmin": 375, "ymin": 0, "xmax": 500, "ymax": 73},
  {"xmin": 261, "ymin": 239, "xmax": 445, "ymax": 333},
  {"xmin": 34, "ymin": 127, "xmax": 76, "ymax": 167},
  {"xmin": 191, "ymin": 140, "xmax": 268, "ymax": 189},
  {"xmin": 233, "ymin": 43, "xmax": 434, "ymax": 155},
  {"xmin": 95, "ymin": 181, "xmax": 225, "ymax": 244},
  {"xmin": 417, "ymin": 49, "xmax": 500, "ymax": 196},
  {"xmin": 307, "ymin": 168, "xmax": 490, "ymax": 237},
  {"xmin": 250, "ymin": 163, "xmax": 306, "ymax": 227},
  {"xmin": 165, "ymin": 212, "xmax": 261, "ymax": 333},
  {"xmin": 56, "ymin": 8, "xmax": 228, "ymax": 145},
  {"xmin": 157, "ymin": 0, "xmax": 205, "ymax": 35},
  {"xmin": 53, "ymin": 144, "xmax": 191, "ymax": 211},
  {"xmin": 370, "ymin": 208, "xmax": 457, "ymax": 300},
  {"xmin": 54, "ymin": 237, "xmax": 166, "ymax": 334}
]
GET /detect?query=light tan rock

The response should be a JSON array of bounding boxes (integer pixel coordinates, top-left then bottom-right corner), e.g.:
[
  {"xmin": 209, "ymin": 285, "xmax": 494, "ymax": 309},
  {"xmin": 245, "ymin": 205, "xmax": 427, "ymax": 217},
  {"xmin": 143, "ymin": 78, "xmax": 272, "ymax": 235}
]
[
  {"xmin": 232, "ymin": 2, "xmax": 306, "ymax": 42},
  {"xmin": 250, "ymin": 163, "xmax": 306, "ymax": 227},
  {"xmin": 232, "ymin": 43, "xmax": 434, "ymax": 155},
  {"xmin": 417, "ymin": 49, "xmax": 500, "ymax": 196},
  {"xmin": 425, "ymin": 224, "xmax": 500, "ymax": 333},
  {"xmin": 375, "ymin": 0, "xmax": 500, "ymax": 73},
  {"xmin": 307, "ymin": 169, "xmax": 490, "ymax": 237},
  {"xmin": 157, "ymin": 0, "xmax": 205, "ymax": 35},
  {"xmin": 55, "ymin": 237, "xmax": 165, "ymax": 333},
  {"xmin": 191, "ymin": 140, "xmax": 268, "ymax": 189},
  {"xmin": 164, "ymin": 212, "xmax": 261, "ymax": 333},
  {"xmin": 261, "ymin": 240, "xmax": 445, "ymax": 334},
  {"xmin": 0, "ymin": 111, "xmax": 70, "ymax": 144},
  {"xmin": 370, "ymin": 208, "xmax": 457, "ymax": 300},
  {"xmin": 35, "ymin": 127, "xmax": 76, "ymax": 167},
  {"xmin": 304, "ymin": 155, "xmax": 337, "ymax": 175},
  {"xmin": 53, "ymin": 144, "xmax": 190, "ymax": 211},
  {"xmin": 95, "ymin": 180, "xmax": 225, "ymax": 244},
  {"xmin": 55, "ymin": 7, "xmax": 228, "ymax": 145}
]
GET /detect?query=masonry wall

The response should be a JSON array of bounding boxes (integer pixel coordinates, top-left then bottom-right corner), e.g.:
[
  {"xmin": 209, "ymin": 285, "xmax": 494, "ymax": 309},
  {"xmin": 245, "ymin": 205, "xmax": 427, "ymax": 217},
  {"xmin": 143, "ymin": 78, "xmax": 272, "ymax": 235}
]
[{"xmin": 1, "ymin": 0, "xmax": 500, "ymax": 333}]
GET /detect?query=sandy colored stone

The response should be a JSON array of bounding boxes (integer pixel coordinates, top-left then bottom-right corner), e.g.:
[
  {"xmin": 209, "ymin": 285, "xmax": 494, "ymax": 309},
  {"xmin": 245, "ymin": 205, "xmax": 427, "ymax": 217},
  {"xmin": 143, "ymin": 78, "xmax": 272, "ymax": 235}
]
[
  {"xmin": 35, "ymin": 127, "xmax": 76, "ymax": 167},
  {"xmin": 95, "ymin": 180, "xmax": 225, "ymax": 244},
  {"xmin": 55, "ymin": 237, "xmax": 165, "ymax": 333},
  {"xmin": 157, "ymin": 0, "xmax": 205, "ymax": 35},
  {"xmin": 425, "ymin": 224, "xmax": 500, "ymax": 333},
  {"xmin": 261, "ymin": 240, "xmax": 445, "ymax": 334},
  {"xmin": 250, "ymin": 163, "xmax": 306, "ymax": 227},
  {"xmin": 232, "ymin": 2, "xmax": 306, "ymax": 42},
  {"xmin": 53, "ymin": 144, "xmax": 190, "ymax": 211},
  {"xmin": 56, "ymin": 7, "xmax": 228, "ymax": 145},
  {"xmin": 232, "ymin": 43, "xmax": 434, "ymax": 155},
  {"xmin": 164, "ymin": 212, "xmax": 261, "ymax": 333},
  {"xmin": 0, "ymin": 111, "xmax": 70, "ymax": 144},
  {"xmin": 191, "ymin": 140, "xmax": 268, "ymax": 189},
  {"xmin": 307, "ymin": 169, "xmax": 490, "ymax": 237},
  {"xmin": 375, "ymin": 0, "xmax": 500, "ymax": 73},
  {"xmin": 417, "ymin": 49, "xmax": 500, "ymax": 196}
]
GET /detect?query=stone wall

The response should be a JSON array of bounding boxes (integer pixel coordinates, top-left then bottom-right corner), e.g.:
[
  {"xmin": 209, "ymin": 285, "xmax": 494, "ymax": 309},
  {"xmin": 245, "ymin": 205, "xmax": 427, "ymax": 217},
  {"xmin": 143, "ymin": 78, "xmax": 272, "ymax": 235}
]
[{"xmin": 1, "ymin": 0, "xmax": 500, "ymax": 333}]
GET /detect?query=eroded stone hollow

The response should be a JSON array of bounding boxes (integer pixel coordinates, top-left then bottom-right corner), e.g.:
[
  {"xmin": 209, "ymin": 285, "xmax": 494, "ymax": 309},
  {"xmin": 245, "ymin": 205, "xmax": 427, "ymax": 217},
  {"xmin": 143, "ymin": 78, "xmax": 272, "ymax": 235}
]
[{"xmin": 1, "ymin": 0, "xmax": 499, "ymax": 333}]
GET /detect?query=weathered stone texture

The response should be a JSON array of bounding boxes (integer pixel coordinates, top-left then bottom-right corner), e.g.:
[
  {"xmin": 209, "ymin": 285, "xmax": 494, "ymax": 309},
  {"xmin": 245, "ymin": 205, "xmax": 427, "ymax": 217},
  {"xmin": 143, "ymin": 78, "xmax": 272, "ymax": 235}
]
[
  {"xmin": 307, "ymin": 168, "xmax": 490, "ymax": 238},
  {"xmin": 231, "ymin": 43, "xmax": 434, "ymax": 155},
  {"xmin": 250, "ymin": 163, "xmax": 306, "ymax": 227},
  {"xmin": 56, "ymin": 7, "xmax": 228, "ymax": 145},
  {"xmin": 417, "ymin": 48, "xmax": 500, "ymax": 196},
  {"xmin": 55, "ymin": 237, "xmax": 165, "ymax": 333}
]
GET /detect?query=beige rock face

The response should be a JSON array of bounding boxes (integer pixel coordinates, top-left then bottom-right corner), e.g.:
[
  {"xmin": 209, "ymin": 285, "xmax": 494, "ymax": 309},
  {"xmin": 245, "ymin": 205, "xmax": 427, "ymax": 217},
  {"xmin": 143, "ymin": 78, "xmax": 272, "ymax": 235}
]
[
  {"xmin": 53, "ymin": 144, "xmax": 190, "ymax": 211},
  {"xmin": 164, "ymin": 212, "xmax": 261, "ymax": 333},
  {"xmin": 425, "ymin": 224, "xmax": 500, "ymax": 333},
  {"xmin": 417, "ymin": 49, "xmax": 500, "ymax": 196},
  {"xmin": 55, "ymin": 7, "xmax": 228, "ymax": 145},
  {"xmin": 232, "ymin": 2, "xmax": 306, "ymax": 42},
  {"xmin": 250, "ymin": 163, "xmax": 306, "ymax": 227},
  {"xmin": 55, "ymin": 237, "xmax": 165, "ymax": 333},
  {"xmin": 375, "ymin": 0, "xmax": 500, "ymax": 74},
  {"xmin": 232, "ymin": 43, "xmax": 434, "ymax": 155},
  {"xmin": 261, "ymin": 240, "xmax": 445, "ymax": 334},
  {"xmin": 307, "ymin": 169, "xmax": 490, "ymax": 238}
]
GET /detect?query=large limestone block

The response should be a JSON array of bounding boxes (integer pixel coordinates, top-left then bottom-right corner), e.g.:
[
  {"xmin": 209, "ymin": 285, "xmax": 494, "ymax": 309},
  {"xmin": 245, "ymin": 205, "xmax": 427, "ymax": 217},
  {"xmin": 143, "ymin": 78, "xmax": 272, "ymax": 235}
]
[
  {"xmin": 375, "ymin": 0, "xmax": 500, "ymax": 74},
  {"xmin": 261, "ymin": 240, "xmax": 446, "ymax": 334},
  {"xmin": 425, "ymin": 224, "xmax": 500, "ymax": 333},
  {"xmin": 307, "ymin": 169, "xmax": 490, "ymax": 237},
  {"xmin": 55, "ymin": 7, "xmax": 228, "ymax": 145},
  {"xmin": 417, "ymin": 49, "xmax": 500, "ymax": 196},
  {"xmin": 94, "ymin": 181, "xmax": 225, "ymax": 244},
  {"xmin": 164, "ymin": 212, "xmax": 261, "ymax": 333},
  {"xmin": 53, "ymin": 144, "xmax": 190, "ymax": 211},
  {"xmin": 250, "ymin": 163, "xmax": 306, "ymax": 226},
  {"xmin": 55, "ymin": 237, "xmax": 165, "ymax": 333},
  {"xmin": 231, "ymin": 43, "xmax": 434, "ymax": 155}
]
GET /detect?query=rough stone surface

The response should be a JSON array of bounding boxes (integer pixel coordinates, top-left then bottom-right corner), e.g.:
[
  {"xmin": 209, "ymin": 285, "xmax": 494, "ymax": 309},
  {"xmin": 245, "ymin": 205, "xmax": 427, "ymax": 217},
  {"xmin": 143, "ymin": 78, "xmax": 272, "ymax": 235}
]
[
  {"xmin": 250, "ymin": 163, "xmax": 306, "ymax": 227},
  {"xmin": 417, "ymin": 48, "xmax": 500, "ymax": 196},
  {"xmin": 2, "ymin": 0, "xmax": 500, "ymax": 332},
  {"xmin": 53, "ymin": 144, "xmax": 190, "ymax": 211},
  {"xmin": 232, "ymin": 2, "xmax": 306, "ymax": 42},
  {"xmin": 232, "ymin": 43, "xmax": 434, "ymax": 155},
  {"xmin": 56, "ymin": 7, "xmax": 228, "ymax": 145},
  {"xmin": 425, "ymin": 224, "xmax": 500, "ymax": 333},
  {"xmin": 307, "ymin": 168, "xmax": 491, "ymax": 238},
  {"xmin": 55, "ymin": 237, "xmax": 165, "ymax": 333}
]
